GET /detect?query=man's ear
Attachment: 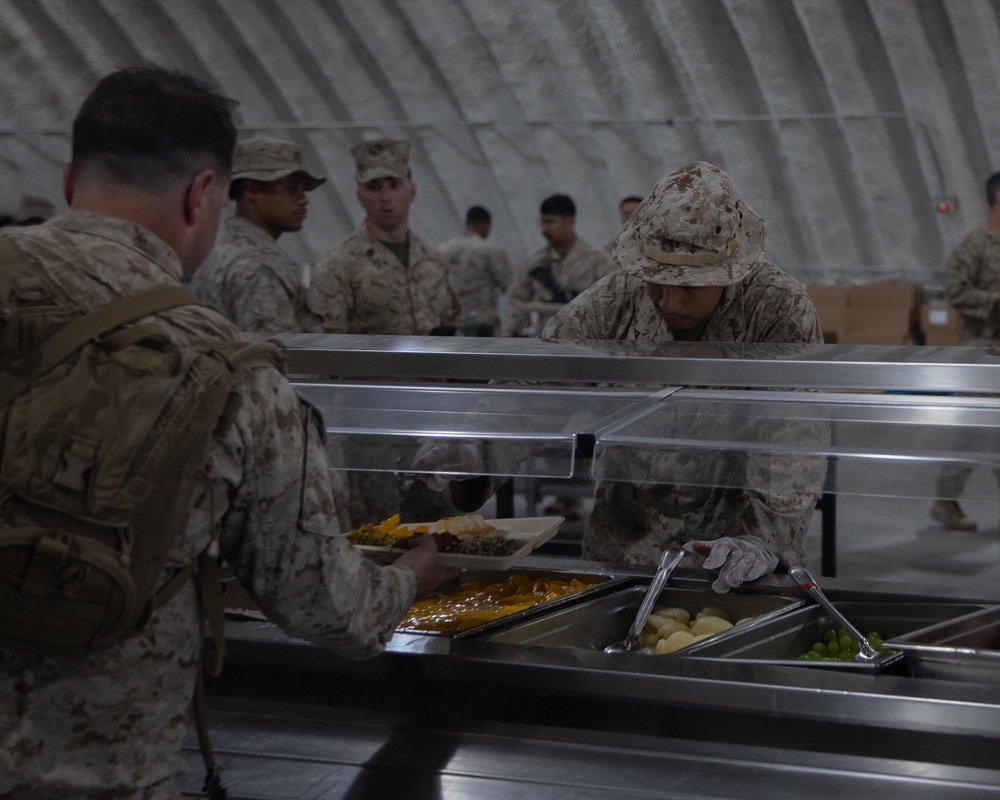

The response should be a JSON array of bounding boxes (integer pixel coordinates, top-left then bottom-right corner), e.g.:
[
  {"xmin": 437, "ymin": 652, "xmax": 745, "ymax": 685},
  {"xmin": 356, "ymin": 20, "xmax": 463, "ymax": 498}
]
[
  {"xmin": 184, "ymin": 169, "xmax": 218, "ymax": 225},
  {"xmin": 62, "ymin": 163, "xmax": 74, "ymax": 206}
]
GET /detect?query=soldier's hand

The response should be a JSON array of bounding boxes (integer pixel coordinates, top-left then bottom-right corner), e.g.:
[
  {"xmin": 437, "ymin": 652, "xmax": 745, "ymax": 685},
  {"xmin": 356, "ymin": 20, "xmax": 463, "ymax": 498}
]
[{"xmin": 394, "ymin": 534, "xmax": 460, "ymax": 597}]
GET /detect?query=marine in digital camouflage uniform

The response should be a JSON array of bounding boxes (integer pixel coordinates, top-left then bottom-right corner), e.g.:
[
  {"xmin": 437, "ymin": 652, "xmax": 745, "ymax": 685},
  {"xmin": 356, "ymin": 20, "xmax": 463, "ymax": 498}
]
[
  {"xmin": 0, "ymin": 67, "xmax": 453, "ymax": 800},
  {"xmin": 503, "ymin": 193, "xmax": 614, "ymax": 337},
  {"xmin": 190, "ymin": 137, "xmax": 323, "ymax": 333},
  {"xmin": 306, "ymin": 139, "xmax": 462, "ymax": 528},
  {"xmin": 541, "ymin": 162, "xmax": 826, "ymax": 568},
  {"xmin": 437, "ymin": 205, "xmax": 511, "ymax": 334},
  {"xmin": 930, "ymin": 170, "xmax": 1000, "ymax": 531},
  {"xmin": 306, "ymin": 139, "xmax": 460, "ymax": 335}
]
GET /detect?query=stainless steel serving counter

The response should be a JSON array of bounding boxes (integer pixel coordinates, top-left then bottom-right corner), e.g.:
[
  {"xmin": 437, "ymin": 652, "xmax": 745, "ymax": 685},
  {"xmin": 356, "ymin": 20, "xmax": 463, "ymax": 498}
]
[{"xmin": 183, "ymin": 557, "xmax": 1000, "ymax": 798}]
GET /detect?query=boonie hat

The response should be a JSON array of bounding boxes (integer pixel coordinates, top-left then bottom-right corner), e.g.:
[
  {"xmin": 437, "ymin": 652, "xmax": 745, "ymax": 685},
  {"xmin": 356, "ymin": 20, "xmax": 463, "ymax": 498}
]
[
  {"xmin": 352, "ymin": 139, "xmax": 410, "ymax": 184},
  {"xmin": 613, "ymin": 161, "xmax": 767, "ymax": 286},
  {"xmin": 232, "ymin": 137, "xmax": 325, "ymax": 190},
  {"xmin": 13, "ymin": 194, "xmax": 55, "ymax": 223}
]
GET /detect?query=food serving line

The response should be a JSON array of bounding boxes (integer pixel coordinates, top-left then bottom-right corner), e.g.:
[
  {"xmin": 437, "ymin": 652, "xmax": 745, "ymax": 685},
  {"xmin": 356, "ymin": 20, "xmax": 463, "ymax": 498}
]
[
  {"xmin": 186, "ymin": 556, "xmax": 1000, "ymax": 798},
  {"xmin": 181, "ymin": 336, "xmax": 1000, "ymax": 796}
]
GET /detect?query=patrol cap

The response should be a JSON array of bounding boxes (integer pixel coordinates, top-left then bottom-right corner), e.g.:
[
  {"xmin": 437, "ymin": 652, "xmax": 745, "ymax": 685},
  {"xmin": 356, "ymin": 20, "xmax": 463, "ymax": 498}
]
[
  {"xmin": 613, "ymin": 161, "xmax": 767, "ymax": 286},
  {"xmin": 352, "ymin": 139, "xmax": 410, "ymax": 184},
  {"xmin": 13, "ymin": 194, "xmax": 55, "ymax": 223},
  {"xmin": 232, "ymin": 137, "xmax": 325, "ymax": 190}
]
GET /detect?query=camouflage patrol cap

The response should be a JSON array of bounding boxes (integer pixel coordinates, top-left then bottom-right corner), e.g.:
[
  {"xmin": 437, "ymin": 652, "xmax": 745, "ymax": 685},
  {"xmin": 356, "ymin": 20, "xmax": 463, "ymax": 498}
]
[
  {"xmin": 232, "ymin": 137, "xmax": 325, "ymax": 190},
  {"xmin": 613, "ymin": 161, "xmax": 767, "ymax": 286},
  {"xmin": 13, "ymin": 194, "xmax": 55, "ymax": 223},
  {"xmin": 352, "ymin": 139, "xmax": 410, "ymax": 183}
]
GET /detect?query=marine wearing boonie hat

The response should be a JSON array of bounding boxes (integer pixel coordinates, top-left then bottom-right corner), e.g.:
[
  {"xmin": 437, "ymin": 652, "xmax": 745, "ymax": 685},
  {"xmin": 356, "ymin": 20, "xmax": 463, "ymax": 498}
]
[
  {"xmin": 613, "ymin": 161, "xmax": 767, "ymax": 287},
  {"xmin": 352, "ymin": 139, "xmax": 410, "ymax": 184},
  {"xmin": 232, "ymin": 137, "xmax": 325, "ymax": 190}
]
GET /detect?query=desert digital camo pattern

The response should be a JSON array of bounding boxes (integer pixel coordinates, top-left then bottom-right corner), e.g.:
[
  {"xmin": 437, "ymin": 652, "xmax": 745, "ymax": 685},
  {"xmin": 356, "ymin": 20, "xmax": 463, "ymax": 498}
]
[
  {"xmin": 232, "ymin": 137, "xmax": 325, "ymax": 188},
  {"xmin": 437, "ymin": 233, "xmax": 511, "ymax": 326},
  {"xmin": 503, "ymin": 236, "xmax": 613, "ymax": 336},
  {"xmin": 306, "ymin": 223, "xmax": 460, "ymax": 334},
  {"xmin": 944, "ymin": 223, "xmax": 1000, "ymax": 344},
  {"xmin": 614, "ymin": 161, "xmax": 767, "ymax": 287},
  {"xmin": 540, "ymin": 262, "xmax": 825, "ymax": 567},
  {"xmin": 0, "ymin": 212, "xmax": 417, "ymax": 800},
  {"xmin": 352, "ymin": 138, "xmax": 410, "ymax": 184},
  {"xmin": 191, "ymin": 215, "xmax": 318, "ymax": 333}
]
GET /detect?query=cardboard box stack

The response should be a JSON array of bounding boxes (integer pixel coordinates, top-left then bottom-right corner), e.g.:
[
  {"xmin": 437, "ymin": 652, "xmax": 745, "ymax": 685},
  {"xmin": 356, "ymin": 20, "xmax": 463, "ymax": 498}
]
[
  {"xmin": 804, "ymin": 284, "xmax": 849, "ymax": 343},
  {"xmin": 920, "ymin": 303, "xmax": 962, "ymax": 345},
  {"xmin": 806, "ymin": 282, "xmax": 924, "ymax": 345}
]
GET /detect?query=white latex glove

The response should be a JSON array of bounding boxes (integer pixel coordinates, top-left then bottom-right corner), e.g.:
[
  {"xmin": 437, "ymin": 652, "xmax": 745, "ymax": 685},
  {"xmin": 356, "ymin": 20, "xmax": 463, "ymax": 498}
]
[
  {"xmin": 409, "ymin": 441, "xmax": 485, "ymax": 491},
  {"xmin": 681, "ymin": 535, "xmax": 779, "ymax": 593}
]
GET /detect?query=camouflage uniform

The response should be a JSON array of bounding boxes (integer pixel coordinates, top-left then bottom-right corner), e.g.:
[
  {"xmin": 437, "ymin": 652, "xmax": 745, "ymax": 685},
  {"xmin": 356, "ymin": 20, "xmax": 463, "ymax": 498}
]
[
  {"xmin": 190, "ymin": 215, "xmax": 316, "ymax": 333},
  {"xmin": 306, "ymin": 223, "xmax": 460, "ymax": 335},
  {"xmin": 935, "ymin": 225, "xmax": 1000, "ymax": 499},
  {"xmin": 503, "ymin": 237, "xmax": 613, "ymax": 336},
  {"xmin": 944, "ymin": 224, "xmax": 1000, "ymax": 345},
  {"xmin": 542, "ymin": 161, "xmax": 825, "ymax": 568},
  {"xmin": 437, "ymin": 233, "xmax": 511, "ymax": 329},
  {"xmin": 0, "ymin": 212, "xmax": 417, "ymax": 800}
]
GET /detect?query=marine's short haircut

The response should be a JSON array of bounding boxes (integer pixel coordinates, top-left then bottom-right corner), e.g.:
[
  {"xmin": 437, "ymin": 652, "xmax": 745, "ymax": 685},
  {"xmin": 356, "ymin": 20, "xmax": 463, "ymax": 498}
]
[
  {"xmin": 620, "ymin": 195, "xmax": 643, "ymax": 208},
  {"xmin": 987, "ymin": 172, "xmax": 1000, "ymax": 208},
  {"xmin": 72, "ymin": 65, "xmax": 239, "ymax": 192},
  {"xmin": 540, "ymin": 194, "xmax": 576, "ymax": 217},
  {"xmin": 465, "ymin": 205, "xmax": 491, "ymax": 225}
]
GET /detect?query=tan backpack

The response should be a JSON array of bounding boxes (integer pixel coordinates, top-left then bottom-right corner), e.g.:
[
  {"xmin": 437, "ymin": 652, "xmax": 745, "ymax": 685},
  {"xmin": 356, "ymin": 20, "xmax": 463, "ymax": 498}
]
[{"xmin": 0, "ymin": 235, "xmax": 283, "ymax": 658}]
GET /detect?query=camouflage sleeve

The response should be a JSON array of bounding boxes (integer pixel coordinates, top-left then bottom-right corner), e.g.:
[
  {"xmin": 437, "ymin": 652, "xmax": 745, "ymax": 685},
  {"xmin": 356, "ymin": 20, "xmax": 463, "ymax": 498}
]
[
  {"xmin": 735, "ymin": 421, "xmax": 828, "ymax": 567},
  {"xmin": 214, "ymin": 367, "xmax": 416, "ymax": 657},
  {"xmin": 493, "ymin": 248, "xmax": 512, "ymax": 293},
  {"xmin": 305, "ymin": 255, "xmax": 351, "ymax": 334},
  {"xmin": 443, "ymin": 271, "xmax": 462, "ymax": 326},
  {"xmin": 503, "ymin": 256, "xmax": 539, "ymax": 335},
  {"xmin": 228, "ymin": 256, "xmax": 302, "ymax": 334},
  {"xmin": 945, "ymin": 232, "xmax": 998, "ymax": 323}
]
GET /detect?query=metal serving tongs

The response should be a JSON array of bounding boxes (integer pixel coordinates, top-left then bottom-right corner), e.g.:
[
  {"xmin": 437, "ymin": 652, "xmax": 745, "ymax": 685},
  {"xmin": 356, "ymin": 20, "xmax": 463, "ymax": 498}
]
[
  {"xmin": 788, "ymin": 566, "xmax": 878, "ymax": 662},
  {"xmin": 604, "ymin": 547, "xmax": 685, "ymax": 654}
]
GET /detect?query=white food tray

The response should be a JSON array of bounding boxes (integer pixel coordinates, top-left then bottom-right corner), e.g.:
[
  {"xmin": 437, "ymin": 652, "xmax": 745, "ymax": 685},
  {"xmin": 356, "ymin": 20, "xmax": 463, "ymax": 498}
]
[{"xmin": 351, "ymin": 516, "xmax": 564, "ymax": 571}]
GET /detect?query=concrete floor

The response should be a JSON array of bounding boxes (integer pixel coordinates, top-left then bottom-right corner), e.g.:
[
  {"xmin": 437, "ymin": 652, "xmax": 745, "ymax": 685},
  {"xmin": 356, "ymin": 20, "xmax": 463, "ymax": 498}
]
[{"xmin": 808, "ymin": 475, "xmax": 1000, "ymax": 592}]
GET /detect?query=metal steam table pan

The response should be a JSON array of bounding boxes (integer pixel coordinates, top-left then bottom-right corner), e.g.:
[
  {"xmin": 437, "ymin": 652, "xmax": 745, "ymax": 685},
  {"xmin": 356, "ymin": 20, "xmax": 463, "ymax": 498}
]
[
  {"xmin": 474, "ymin": 585, "xmax": 802, "ymax": 652},
  {"xmin": 886, "ymin": 604, "xmax": 1000, "ymax": 684},
  {"xmin": 398, "ymin": 567, "xmax": 627, "ymax": 638},
  {"xmin": 685, "ymin": 600, "xmax": 989, "ymax": 673}
]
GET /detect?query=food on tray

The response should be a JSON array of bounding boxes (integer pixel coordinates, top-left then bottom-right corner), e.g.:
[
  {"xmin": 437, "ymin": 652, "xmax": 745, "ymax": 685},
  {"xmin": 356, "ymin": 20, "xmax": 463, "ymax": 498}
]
[
  {"xmin": 640, "ymin": 604, "xmax": 750, "ymax": 654},
  {"xmin": 345, "ymin": 514, "xmax": 430, "ymax": 547},
  {"xmin": 436, "ymin": 514, "xmax": 495, "ymax": 536},
  {"xmin": 796, "ymin": 628, "xmax": 893, "ymax": 661},
  {"xmin": 346, "ymin": 514, "xmax": 520, "ymax": 557},
  {"xmin": 399, "ymin": 574, "xmax": 597, "ymax": 632}
]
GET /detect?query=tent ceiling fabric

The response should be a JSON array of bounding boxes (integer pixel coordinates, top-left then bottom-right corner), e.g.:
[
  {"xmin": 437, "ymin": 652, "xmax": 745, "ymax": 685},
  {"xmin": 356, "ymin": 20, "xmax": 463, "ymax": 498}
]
[{"xmin": 2, "ymin": 0, "xmax": 998, "ymax": 286}]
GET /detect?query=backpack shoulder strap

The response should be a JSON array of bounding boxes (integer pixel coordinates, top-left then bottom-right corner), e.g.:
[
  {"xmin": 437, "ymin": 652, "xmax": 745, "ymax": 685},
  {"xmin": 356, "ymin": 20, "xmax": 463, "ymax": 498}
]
[{"xmin": 0, "ymin": 274, "xmax": 200, "ymax": 409}]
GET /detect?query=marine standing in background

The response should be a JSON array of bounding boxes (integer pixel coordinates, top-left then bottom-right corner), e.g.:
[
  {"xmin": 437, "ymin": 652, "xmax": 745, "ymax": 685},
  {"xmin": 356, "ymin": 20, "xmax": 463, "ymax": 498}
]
[
  {"xmin": 190, "ymin": 137, "xmax": 323, "ymax": 333},
  {"xmin": 437, "ymin": 205, "xmax": 511, "ymax": 336},
  {"xmin": 930, "ymin": 169, "xmax": 1000, "ymax": 531},
  {"xmin": 306, "ymin": 138, "xmax": 460, "ymax": 334},
  {"xmin": 307, "ymin": 139, "xmax": 462, "ymax": 529},
  {"xmin": 503, "ymin": 193, "xmax": 614, "ymax": 337}
]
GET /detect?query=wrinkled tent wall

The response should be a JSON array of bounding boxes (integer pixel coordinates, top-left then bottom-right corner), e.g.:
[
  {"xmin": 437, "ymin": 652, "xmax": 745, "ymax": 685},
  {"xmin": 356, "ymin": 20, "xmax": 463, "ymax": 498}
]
[{"xmin": 2, "ymin": 0, "xmax": 999, "ymax": 286}]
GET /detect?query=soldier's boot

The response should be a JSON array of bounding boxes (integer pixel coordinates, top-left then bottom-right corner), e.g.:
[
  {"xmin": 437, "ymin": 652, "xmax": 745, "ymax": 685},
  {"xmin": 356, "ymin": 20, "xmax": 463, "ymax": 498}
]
[{"xmin": 930, "ymin": 499, "xmax": 978, "ymax": 532}]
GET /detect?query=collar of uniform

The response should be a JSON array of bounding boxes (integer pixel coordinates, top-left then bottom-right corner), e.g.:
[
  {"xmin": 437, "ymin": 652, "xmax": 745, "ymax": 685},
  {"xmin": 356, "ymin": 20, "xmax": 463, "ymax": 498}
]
[
  {"xmin": 47, "ymin": 211, "xmax": 185, "ymax": 282},
  {"xmin": 227, "ymin": 214, "xmax": 282, "ymax": 249}
]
